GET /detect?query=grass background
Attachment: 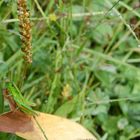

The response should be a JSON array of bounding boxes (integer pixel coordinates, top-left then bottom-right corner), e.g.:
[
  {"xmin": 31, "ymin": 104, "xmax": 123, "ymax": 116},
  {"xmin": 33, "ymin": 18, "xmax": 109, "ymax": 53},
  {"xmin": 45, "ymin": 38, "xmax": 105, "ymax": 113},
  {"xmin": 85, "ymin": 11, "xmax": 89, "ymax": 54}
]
[{"xmin": 0, "ymin": 0, "xmax": 140, "ymax": 139}]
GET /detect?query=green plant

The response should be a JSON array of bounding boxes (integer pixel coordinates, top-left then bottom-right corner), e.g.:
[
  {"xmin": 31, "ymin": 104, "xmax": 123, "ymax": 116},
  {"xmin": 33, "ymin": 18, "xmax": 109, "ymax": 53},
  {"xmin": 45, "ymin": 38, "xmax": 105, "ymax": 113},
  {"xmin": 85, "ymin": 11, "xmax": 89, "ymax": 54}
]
[{"xmin": 0, "ymin": 0, "xmax": 140, "ymax": 139}]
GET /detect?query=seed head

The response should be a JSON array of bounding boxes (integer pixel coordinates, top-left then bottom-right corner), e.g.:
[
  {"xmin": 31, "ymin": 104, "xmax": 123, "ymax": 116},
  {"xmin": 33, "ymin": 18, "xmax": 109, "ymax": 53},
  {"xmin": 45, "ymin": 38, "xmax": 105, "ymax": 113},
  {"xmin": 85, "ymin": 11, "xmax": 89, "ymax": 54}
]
[{"xmin": 17, "ymin": 0, "xmax": 32, "ymax": 64}]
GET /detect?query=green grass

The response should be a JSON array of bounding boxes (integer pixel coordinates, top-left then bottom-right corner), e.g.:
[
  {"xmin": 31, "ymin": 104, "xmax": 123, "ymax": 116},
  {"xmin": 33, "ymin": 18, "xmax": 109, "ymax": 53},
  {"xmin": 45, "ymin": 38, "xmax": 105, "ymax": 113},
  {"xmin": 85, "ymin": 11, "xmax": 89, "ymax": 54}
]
[{"xmin": 0, "ymin": 0, "xmax": 140, "ymax": 140}]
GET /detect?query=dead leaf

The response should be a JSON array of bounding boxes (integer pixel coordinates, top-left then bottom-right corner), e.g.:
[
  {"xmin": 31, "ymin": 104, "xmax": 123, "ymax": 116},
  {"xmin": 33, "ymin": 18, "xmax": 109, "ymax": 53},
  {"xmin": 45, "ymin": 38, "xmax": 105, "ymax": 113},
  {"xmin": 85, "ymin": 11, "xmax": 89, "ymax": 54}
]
[
  {"xmin": 0, "ymin": 111, "xmax": 97, "ymax": 140},
  {"xmin": 0, "ymin": 111, "xmax": 33, "ymax": 133}
]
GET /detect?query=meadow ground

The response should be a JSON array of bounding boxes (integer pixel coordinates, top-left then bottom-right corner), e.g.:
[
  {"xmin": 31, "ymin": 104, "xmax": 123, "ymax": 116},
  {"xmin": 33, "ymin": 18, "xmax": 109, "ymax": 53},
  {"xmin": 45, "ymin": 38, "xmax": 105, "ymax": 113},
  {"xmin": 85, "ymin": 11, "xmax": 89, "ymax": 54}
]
[{"xmin": 0, "ymin": 0, "xmax": 140, "ymax": 140}]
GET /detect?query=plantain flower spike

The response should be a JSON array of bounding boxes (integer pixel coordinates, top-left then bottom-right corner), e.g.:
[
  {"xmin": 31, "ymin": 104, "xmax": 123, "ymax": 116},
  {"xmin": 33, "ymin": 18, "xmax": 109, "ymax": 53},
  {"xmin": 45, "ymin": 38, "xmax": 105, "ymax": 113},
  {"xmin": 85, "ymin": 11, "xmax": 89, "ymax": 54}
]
[{"xmin": 17, "ymin": 0, "xmax": 32, "ymax": 64}]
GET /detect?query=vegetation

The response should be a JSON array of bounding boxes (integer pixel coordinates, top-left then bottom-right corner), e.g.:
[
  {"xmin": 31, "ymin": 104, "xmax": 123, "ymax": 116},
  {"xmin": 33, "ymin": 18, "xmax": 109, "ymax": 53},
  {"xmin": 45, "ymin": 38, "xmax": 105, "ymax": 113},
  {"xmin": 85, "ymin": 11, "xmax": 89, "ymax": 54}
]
[{"xmin": 0, "ymin": 0, "xmax": 140, "ymax": 139}]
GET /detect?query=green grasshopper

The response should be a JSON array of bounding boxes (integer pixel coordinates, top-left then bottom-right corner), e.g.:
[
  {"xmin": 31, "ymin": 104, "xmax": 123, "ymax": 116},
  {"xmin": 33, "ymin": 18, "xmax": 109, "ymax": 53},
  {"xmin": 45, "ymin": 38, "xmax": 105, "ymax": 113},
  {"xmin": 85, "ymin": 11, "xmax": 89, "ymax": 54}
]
[
  {"xmin": 5, "ymin": 82, "xmax": 48, "ymax": 139},
  {"xmin": 5, "ymin": 81, "xmax": 37, "ymax": 116}
]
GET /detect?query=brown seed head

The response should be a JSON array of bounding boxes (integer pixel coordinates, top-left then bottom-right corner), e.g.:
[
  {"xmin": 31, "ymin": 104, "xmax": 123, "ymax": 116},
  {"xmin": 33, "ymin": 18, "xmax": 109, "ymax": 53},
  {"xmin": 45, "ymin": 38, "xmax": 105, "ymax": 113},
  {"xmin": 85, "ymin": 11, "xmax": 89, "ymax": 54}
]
[{"xmin": 17, "ymin": 0, "xmax": 32, "ymax": 64}]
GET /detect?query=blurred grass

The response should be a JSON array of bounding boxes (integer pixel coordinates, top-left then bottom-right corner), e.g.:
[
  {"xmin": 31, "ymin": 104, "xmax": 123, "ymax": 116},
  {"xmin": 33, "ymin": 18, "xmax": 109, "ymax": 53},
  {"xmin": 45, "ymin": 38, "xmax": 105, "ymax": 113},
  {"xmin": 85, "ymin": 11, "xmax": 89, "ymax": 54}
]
[{"xmin": 0, "ymin": 0, "xmax": 140, "ymax": 139}]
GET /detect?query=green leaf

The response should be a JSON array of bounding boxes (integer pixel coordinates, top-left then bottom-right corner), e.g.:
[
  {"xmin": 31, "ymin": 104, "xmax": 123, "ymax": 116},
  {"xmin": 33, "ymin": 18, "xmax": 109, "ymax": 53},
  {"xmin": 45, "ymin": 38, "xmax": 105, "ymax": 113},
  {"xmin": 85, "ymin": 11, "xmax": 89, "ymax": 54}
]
[
  {"xmin": 102, "ymin": 116, "xmax": 120, "ymax": 135},
  {"xmin": 55, "ymin": 96, "xmax": 78, "ymax": 117}
]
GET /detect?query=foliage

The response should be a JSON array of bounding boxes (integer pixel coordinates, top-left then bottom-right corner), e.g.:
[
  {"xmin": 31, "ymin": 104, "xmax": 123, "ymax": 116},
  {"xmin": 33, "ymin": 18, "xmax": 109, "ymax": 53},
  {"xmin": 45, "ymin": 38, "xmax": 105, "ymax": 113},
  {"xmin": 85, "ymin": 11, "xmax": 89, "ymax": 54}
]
[{"xmin": 0, "ymin": 0, "xmax": 140, "ymax": 139}]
